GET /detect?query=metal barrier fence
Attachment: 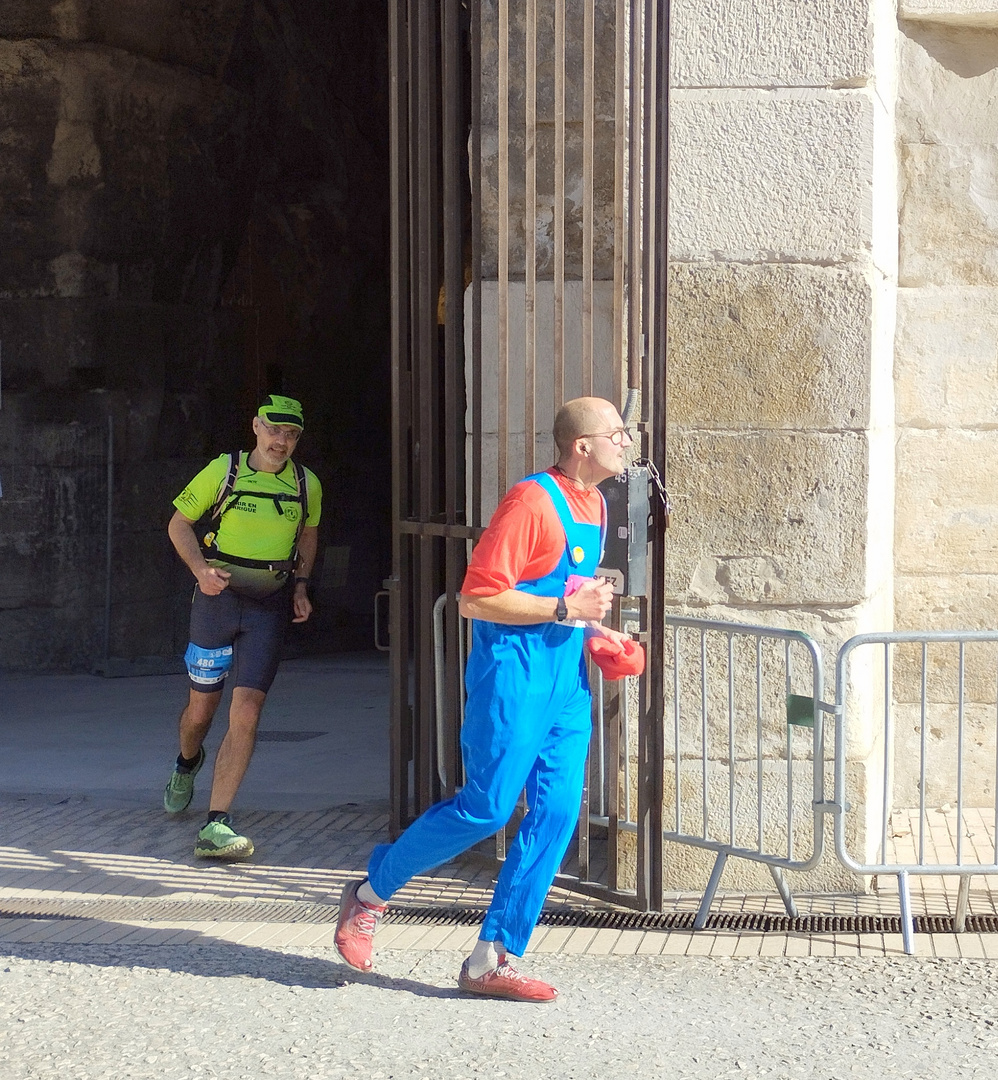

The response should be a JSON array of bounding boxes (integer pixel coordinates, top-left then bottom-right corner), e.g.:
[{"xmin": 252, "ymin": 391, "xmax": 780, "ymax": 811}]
[
  {"xmin": 430, "ymin": 602, "xmax": 998, "ymax": 953},
  {"xmin": 834, "ymin": 631, "xmax": 998, "ymax": 954},
  {"xmin": 661, "ymin": 616, "xmax": 832, "ymax": 928}
]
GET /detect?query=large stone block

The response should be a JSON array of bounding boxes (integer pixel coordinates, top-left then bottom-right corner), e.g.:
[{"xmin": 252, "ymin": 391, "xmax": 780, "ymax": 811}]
[
  {"xmin": 670, "ymin": 89, "xmax": 874, "ymax": 262},
  {"xmin": 479, "ymin": 0, "xmax": 619, "ymax": 279},
  {"xmin": 671, "ymin": 0, "xmax": 873, "ymax": 89},
  {"xmin": 0, "ymin": 38, "xmax": 248, "ymax": 302},
  {"xmin": 898, "ymin": 23, "xmax": 998, "ymax": 145},
  {"xmin": 668, "ymin": 263, "xmax": 872, "ymax": 430},
  {"xmin": 900, "ymin": 0, "xmax": 998, "ymax": 27},
  {"xmin": 894, "ymin": 575, "xmax": 998, "ymax": 706},
  {"xmin": 666, "ymin": 430, "xmax": 869, "ymax": 606},
  {"xmin": 895, "ymin": 430, "xmax": 998, "ymax": 575},
  {"xmin": 893, "ymin": 703, "xmax": 997, "ymax": 808},
  {"xmin": 899, "ymin": 144, "xmax": 998, "ymax": 287},
  {"xmin": 0, "ymin": 0, "xmax": 248, "ymax": 78},
  {"xmin": 895, "ymin": 287, "xmax": 998, "ymax": 428}
]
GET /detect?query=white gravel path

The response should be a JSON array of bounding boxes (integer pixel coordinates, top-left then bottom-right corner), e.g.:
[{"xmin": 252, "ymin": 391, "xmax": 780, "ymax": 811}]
[{"xmin": 1, "ymin": 945, "xmax": 996, "ymax": 1079}]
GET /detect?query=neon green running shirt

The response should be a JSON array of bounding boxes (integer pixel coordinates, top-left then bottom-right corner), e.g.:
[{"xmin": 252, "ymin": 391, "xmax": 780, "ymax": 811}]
[{"xmin": 174, "ymin": 452, "xmax": 322, "ymax": 598}]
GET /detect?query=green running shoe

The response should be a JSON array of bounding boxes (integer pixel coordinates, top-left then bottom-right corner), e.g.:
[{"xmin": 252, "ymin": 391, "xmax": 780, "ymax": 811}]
[
  {"xmin": 163, "ymin": 747, "xmax": 206, "ymax": 814},
  {"xmin": 195, "ymin": 816, "xmax": 254, "ymax": 860}
]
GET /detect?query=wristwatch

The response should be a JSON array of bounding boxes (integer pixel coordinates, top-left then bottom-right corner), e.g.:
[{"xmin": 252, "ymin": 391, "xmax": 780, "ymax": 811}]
[
  {"xmin": 555, "ymin": 595, "xmax": 568, "ymax": 622},
  {"xmin": 294, "ymin": 576, "xmax": 311, "ymax": 587}
]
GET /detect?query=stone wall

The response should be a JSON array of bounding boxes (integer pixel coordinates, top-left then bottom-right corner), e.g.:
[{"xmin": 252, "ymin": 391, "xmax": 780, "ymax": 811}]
[
  {"xmin": 662, "ymin": 0, "xmax": 899, "ymax": 886},
  {"xmin": 893, "ymin": 6, "xmax": 998, "ymax": 803},
  {"xmin": 0, "ymin": 1, "xmax": 391, "ymax": 670}
]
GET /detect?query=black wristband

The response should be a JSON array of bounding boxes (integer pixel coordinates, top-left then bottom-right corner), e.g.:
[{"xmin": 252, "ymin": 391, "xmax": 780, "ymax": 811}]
[
  {"xmin": 555, "ymin": 595, "xmax": 568, "ymax": 622},
  {"xmin": 294, "ymin": 576, "xmax": 311, "ymax": 586}
]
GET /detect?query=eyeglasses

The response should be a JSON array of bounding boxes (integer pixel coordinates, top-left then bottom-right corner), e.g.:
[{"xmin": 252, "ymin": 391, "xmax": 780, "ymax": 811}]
[
  {"xmin": 259, "ymin": 419, "xmax": 302, "ymax": 442},
  {"xmin": 579, "ymin": 427, "xmax": 633, "ymax": 446}
]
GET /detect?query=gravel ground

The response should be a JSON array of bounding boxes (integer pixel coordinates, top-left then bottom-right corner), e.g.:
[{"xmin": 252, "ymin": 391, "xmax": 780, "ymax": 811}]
[{"xmin": 1, "ymin": 945, "xmax": 996, "ymax": 1079}]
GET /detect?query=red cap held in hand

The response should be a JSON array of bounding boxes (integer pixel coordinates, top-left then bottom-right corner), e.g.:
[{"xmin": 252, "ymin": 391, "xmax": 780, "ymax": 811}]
[{"xmin": 586, "ymin": 636, "xmax": 646, "ymax": 680}]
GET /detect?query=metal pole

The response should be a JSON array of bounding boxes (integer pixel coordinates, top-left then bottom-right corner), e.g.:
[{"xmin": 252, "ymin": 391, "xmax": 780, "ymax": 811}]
[{"xmin": 103, "ymin": 413, "xmax": 114, "ymax": 662}]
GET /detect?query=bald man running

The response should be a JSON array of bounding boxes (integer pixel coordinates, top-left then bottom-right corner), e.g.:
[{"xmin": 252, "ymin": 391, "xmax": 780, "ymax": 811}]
[{"xmin": 334, "ymin": 396, "xmax": 633, "ymax": 1001}]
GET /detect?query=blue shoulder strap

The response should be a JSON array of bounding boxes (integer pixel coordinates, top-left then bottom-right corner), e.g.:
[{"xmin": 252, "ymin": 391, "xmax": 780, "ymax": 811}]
[{"xmin": 525, "ymin": 471, "xmax": 605, "ymax": 569}]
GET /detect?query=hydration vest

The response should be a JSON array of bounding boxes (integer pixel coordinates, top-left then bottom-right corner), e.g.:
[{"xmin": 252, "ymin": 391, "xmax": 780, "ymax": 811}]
[{"xmin": 201, "ymin": 452, "xmax": 309, "ymax": 576}]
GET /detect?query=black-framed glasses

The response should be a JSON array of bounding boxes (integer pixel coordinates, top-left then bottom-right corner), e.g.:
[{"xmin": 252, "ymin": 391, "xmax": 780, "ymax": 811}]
[
  {"xmin": 259, "ymin": 419, "xmax": 302, "ymax": 442},
  {"xmin": 579, "ymin": 427, "xmax": 633, "ymax": 446}
]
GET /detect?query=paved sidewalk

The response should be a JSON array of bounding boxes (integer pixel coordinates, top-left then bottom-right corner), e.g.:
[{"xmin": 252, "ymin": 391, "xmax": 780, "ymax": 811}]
[{"xmin": 1, "ymin": 653, "xmax": 997, "ymax": 961}]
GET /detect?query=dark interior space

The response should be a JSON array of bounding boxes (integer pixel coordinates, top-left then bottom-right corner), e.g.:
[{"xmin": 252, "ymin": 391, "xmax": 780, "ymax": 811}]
[{"xmin": 0, "ymin": 1, "xmax": 392, "ymax": 670}]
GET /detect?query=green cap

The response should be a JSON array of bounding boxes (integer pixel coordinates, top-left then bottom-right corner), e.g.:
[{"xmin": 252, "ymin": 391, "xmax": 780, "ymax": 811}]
[{"xmin": 258, "ymin": 394, "xmax": 304, "ymax": 430}]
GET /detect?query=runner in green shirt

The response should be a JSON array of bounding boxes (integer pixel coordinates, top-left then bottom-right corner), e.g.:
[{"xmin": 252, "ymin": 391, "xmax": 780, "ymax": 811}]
[{"xmin": 162, "ymin": 396, "xmax": 323, "ymax": 860}]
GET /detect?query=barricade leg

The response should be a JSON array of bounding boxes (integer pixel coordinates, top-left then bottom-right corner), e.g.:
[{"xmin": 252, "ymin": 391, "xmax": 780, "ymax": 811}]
[
  {"xmin": 954, "ymin": 876, "xmax": 971, "ymax": 933},
  {"xmin": 769, "ymin": 864, "xmax": 798, "ymax": 918},
  {"xmin": 898, "ymin": 870, "xmax": 915, "ymax": 955},
  {"xmin": 694, "ymin": 851, "xmax": 728, "ymax": 931}
]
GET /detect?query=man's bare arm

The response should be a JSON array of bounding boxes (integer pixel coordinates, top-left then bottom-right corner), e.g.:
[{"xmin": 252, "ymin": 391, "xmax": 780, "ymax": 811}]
[
  {"xmin": 167, "ymin": 510, "xmax": 230, "ymax": 595},
  {"xmin": 459, "ymin": 578, "xmax": 613, "ymax": 625}
]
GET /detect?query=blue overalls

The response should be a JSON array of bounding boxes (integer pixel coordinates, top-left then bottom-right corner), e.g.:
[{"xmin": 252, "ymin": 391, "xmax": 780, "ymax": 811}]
[{"xmin": 368, "ymin": 472, "xmax": 606, "ymax": 956}]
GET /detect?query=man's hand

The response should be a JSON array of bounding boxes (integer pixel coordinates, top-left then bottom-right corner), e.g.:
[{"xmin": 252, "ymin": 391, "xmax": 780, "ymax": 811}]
[
  {"xmin": 565, "ymin": 578, "xmax": 614, "ymax": 622},
  {"xmin": 292, "ymin": 582, "xmax": 313, "ymax": 623},
  {"xmin": 196, "ymin": 566, "xmax": 231, "ymax": 596}
]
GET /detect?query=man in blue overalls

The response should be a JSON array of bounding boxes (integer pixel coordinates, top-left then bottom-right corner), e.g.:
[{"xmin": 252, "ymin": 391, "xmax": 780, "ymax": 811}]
[{"xmin": 336, "ymin": 397, "xmax": 633, "ymax": 1001}]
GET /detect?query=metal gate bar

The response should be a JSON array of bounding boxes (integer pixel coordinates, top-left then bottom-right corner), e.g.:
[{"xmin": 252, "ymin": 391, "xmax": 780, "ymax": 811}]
[{"xmin": 389, "ymin": 1, "xmax": 671, "ymax": 906}]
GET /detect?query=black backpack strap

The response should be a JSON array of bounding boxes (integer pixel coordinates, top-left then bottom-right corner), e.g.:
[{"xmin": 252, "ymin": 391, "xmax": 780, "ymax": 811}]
[
  {"xmin": 207, "ymin": 453, "xmax": 240, "ymax": 523},
  {"xmin": 290, "ymin": 461, "xmax": 309, "ymax": 567},
  {"xmin": 204, "ymin": 457, "xmax": 311, "ymax": 574}
]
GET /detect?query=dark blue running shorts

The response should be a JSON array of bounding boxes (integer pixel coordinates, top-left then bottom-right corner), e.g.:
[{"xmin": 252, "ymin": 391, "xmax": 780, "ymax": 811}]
[{"xmin": 185, "ymin": 585, "xmax": 292, "ymax": 694}]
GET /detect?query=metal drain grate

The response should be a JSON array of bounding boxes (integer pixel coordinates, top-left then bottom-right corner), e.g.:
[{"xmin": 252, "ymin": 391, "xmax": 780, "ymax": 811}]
[
  {"xmin": 255, "ymin": 731, "xmax": 327, "ymax": 743},
  {"xmin": 2, "ymin": 898, "xmax": 997, "ymax": 935}
]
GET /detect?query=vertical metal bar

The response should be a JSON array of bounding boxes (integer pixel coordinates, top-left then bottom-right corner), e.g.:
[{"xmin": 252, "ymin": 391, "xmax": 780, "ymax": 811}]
[
  {"xmin": 103, "ymin": 413, "xmax": 114, "ymax": 662},
  {"xmin": 524, "ymin": 0, "xmax": 537, "ymax": 477},
  {"xmin": 623, "ymin": 668, "xmax": 632, "ymax": 824},
  {"xmin": 727, "ymin": 634, "xmax": 735, "ymax": 847},
  {"xmin": 785, "ymin": 640, "xmax": 794, "ymax": 860},
  {"xmin": 581, "ymin": 0, "xmax": 595, "ymax": 393},
  {"xmin": 607, "ymin": 668, "xmax": 621, "ymax": 891},
  {"xmin": 756, "ymin": 637, "xmax": 763, "ymax": 851},
  {"xmin": 415, "ymin": 0, "xmax": 439, "ymax": 814},
  {"xmin": 881, "ymin": 643, "xmax": 891, "ymax": 863},
  {"xmin": 700, "ymin": 631, "xmax": 709, "ymax": 838},
  {"xmin": 470, "ymin": 0, "xmax": 483, "ymax": 528},
  {"xmin": 957, "ymin": 641, "xmax": 966, "ymax": 865},
  {"xmin": 898, "ymin": 870, "xmax": 916, "ymax": 955},
  {"xmin": 994, "ymin": 662, "xmax": 998, "ymax": 864},
  {"xmin": 673, "ymin": 623, "xmax": 681, "ymax": 834},
  {"xmin": 441, "ymin": 0, "xmax": 464, "ymax": 798},
  {"xmin": 388, "ymin": 0, "xmax": 410, "ymax": 837},
  {"xmin": 611, "ymin": 0, "xmax": 627, "ymax": 409},
  {"xmin": 627, "ymin": 0, "xmax": 645, "ymax": 406},
  {"xmin": 597, "ymin": 669, "xmax": 606, "ymax": 816},
  {"xmin": 553, "ymin": 0, "xmax": 566, "ymax": 406},
  {"xmin": 497, "ymin": 0, "xmax": 510, "ymax": 499},
  {"xmin": 640, "ymin": 0, "xmax": 670, "ymax": 910},
  {"xmin": 919, "ymin": 642, "xmax": 928, "ymax": 864}
]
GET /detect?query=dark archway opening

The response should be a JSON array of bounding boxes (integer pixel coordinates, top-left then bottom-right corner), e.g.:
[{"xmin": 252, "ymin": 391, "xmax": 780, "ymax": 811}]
[{"xmin": 0, "ymin": 2, "xmax": 392, "ymax": 669}]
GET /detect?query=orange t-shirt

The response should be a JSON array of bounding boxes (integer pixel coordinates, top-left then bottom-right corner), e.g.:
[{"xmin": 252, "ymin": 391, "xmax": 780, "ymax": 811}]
[{"xmin": 461, "ymin": 470, "xmax": 604, "ymax": 597}]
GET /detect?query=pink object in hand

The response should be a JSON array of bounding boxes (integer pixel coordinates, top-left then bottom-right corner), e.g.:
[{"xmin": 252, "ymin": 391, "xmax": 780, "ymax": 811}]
[{"xmin": 586, "ymin": 636, "xmax": 646, "ymax": 679}]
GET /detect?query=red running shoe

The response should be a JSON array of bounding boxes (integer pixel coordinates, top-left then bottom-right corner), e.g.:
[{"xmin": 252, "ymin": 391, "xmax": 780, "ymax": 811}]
[
  {"xmin": 457, "ymin": 958, "xmax": 558, "ymax": 1003},
  {"xmin": 334, "ymin": 880, "xmax": 386, "ymax": 972}
]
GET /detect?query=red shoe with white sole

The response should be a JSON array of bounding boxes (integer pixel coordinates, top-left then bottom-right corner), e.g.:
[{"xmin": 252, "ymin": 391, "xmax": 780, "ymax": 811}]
[
  {"xmin": 334, "ymin": 880, "xmax": 386, "ymax": 972},
  {"xmin": 457, "ymin": 958, "xmax": 558, "ymax": 1002}
]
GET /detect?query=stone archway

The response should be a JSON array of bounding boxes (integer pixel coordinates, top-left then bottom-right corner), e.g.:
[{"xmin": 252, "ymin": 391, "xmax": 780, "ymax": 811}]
[{"xmin": 0, "ymin": 1, "xmax": 392, "ymax": 669}]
